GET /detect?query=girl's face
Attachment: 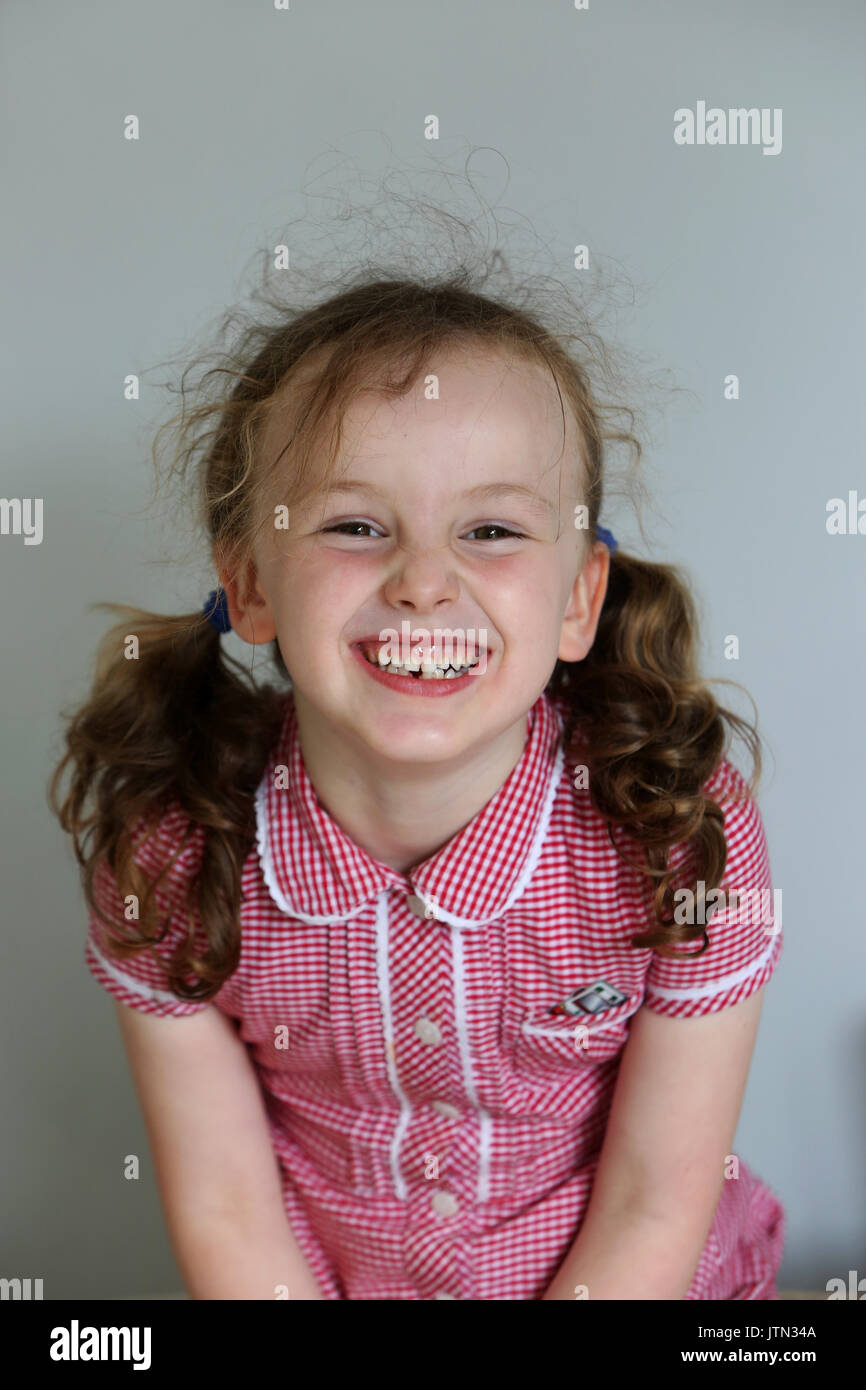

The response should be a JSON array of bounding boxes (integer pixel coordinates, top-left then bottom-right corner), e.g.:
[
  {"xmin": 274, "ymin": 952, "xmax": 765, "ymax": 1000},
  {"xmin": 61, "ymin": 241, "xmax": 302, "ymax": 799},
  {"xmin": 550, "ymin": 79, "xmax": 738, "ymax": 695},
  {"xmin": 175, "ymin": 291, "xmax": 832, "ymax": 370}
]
[{"xmin": 228, "ymin": 343, "xmax": 609, "ymax": 768}]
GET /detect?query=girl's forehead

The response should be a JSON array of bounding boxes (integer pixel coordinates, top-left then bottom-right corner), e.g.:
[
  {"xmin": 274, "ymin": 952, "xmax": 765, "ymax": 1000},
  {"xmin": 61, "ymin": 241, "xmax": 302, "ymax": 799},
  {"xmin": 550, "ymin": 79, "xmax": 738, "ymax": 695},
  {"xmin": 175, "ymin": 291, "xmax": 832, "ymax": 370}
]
[{"xmin": 269, "ymin": 344, "xmax": 574, "ymax": 457}]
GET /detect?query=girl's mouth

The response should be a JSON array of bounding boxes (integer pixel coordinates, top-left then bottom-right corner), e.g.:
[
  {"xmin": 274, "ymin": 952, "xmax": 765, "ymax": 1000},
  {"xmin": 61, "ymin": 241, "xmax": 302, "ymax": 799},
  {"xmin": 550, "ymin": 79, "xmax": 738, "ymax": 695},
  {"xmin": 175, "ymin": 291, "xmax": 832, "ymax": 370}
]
[{"xmin": 350, "ymin": 641, "xmax": 487, "ymax": 697}]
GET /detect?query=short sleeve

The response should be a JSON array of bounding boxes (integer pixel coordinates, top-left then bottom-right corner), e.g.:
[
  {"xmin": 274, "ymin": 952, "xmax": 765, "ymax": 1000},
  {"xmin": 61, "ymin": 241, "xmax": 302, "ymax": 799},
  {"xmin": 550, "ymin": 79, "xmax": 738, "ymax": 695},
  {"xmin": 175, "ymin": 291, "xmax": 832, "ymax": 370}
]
[
  {"xmin": 643, "ymin": 760, "xmax": 783, "ymax": 1018},
  {"xmin": 84, "ymin": 804, "xmax": 212, "ymax": 1018}
]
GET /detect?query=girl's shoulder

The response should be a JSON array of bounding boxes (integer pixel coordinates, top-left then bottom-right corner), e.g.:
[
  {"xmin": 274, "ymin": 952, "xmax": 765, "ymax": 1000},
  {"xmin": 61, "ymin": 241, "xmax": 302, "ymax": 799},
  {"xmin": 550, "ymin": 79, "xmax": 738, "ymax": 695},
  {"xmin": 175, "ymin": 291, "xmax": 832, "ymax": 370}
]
[
  {"xmin": 553, "ymin": 684, "xmax": 760, "ymax": 849},
  {"xmin": 699, "ymin": 754, "xmax": 755, "ymax": 806},
  {"xmin": 125, "ymin": 799, "xmax": 208, "ymax": 876},
  {"xmin": 670, "ymin": 755, "xmax": 767, "ymax": 877},
  {"xmin": 96, "ymin": 800, "xmax": 210, "ymax": 920},
  {"xmin": 644, "ymin": 759, "xmax": 780, "ymax": 1018}
]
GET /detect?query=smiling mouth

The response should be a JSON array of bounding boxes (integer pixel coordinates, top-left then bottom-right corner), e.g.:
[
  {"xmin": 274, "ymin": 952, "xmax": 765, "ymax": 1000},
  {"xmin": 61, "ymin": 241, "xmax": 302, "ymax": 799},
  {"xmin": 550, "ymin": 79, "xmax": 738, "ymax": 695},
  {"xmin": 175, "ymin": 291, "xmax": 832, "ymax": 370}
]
[
  {"xmin": 355, "ymin": 640, "xmax": 485, "ymax": 680},
  {"xmin": 361, "ymin": 651, "xmax": 480, "ymax": 680}
]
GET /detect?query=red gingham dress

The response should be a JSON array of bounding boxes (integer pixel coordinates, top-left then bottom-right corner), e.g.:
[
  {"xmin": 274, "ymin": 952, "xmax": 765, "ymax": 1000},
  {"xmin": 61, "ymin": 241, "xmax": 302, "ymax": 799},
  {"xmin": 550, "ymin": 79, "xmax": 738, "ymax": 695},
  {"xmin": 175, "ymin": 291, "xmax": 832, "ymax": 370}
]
[{"xmin": 85, "ymin": 690, "xmax": 785, "ymax": 1300}]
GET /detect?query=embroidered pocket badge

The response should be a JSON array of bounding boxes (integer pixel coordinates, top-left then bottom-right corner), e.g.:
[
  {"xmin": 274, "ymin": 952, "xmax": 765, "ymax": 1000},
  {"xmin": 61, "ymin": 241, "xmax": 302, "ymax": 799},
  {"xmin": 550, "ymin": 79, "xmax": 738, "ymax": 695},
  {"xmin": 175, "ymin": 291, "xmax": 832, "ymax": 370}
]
[{"xmin": 548, "ymin": 980, "xmax": 629, "ymax": 1017}]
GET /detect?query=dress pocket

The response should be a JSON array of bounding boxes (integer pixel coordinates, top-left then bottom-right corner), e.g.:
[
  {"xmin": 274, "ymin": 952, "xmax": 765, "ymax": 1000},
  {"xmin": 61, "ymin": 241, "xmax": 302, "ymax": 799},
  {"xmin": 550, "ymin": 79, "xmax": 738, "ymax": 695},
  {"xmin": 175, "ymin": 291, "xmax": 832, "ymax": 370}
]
[{"xmin": 512, "ymin": 992, "xmax": 641, "ymax": 1077}]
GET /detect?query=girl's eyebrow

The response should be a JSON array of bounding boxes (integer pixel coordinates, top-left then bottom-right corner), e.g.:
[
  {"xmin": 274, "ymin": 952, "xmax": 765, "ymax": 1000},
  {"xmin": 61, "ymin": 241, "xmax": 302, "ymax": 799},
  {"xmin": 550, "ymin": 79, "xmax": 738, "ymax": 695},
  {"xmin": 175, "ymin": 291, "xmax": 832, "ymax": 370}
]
[{"xmin": 328, "ymin": 479, "xmax": 557, "ymax": 518}]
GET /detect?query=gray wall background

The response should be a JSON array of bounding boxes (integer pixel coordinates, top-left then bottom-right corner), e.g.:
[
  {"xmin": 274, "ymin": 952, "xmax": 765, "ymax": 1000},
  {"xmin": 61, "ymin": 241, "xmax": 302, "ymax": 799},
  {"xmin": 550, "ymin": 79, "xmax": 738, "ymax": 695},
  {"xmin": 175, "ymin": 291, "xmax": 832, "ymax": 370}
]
[{"xmin": 2, "ymin": 0, "xmax": 863, "ymax": 1297}]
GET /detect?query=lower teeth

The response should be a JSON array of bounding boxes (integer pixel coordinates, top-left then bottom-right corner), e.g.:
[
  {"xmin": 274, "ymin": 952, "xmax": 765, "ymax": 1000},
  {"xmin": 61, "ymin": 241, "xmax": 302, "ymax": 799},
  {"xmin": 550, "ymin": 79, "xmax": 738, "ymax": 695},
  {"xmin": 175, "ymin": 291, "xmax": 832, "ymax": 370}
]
[{"xmin": 365, "ymin": 656, "xmax": 475, "ymax": 678}]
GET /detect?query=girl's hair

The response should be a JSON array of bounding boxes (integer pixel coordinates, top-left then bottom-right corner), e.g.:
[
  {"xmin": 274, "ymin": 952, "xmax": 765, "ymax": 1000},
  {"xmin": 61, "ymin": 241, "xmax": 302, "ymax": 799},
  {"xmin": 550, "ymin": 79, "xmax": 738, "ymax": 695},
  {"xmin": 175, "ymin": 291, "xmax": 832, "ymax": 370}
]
[{"xmin": 49, "ymin": 268, "xmax": 762, "ymax": 1003}]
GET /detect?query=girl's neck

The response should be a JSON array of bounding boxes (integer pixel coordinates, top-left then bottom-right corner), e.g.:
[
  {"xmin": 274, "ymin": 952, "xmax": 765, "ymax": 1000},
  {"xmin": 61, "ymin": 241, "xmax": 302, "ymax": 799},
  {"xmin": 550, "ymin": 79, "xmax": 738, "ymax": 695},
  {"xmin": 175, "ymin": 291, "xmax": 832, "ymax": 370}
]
[{"xmin": 290, "ymin": 693, "xmax": 529, "ymax": 875}]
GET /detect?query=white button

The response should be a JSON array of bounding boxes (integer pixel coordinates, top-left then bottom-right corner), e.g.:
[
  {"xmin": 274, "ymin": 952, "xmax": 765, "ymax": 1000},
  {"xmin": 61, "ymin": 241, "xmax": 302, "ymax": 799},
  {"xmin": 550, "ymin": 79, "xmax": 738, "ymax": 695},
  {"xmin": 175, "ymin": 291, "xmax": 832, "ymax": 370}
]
[
  {"xmin": 407, "ymin": 893, "xmax": 433, "ymax": 919},
  {"xmin": 431, "ymin": 1100, "xmax": 460, "ymax": 1120},
  {"xmin": 414, "ymin": 1017, "xmax": 442, "ymax": 1046},
  {"xmin": 434, "ymin": 1291, "xmax": 457, "ymax": 1300},
  {"xmin": 431, "ymin": 1190, "xmax": 459, "ymax": 1217}
]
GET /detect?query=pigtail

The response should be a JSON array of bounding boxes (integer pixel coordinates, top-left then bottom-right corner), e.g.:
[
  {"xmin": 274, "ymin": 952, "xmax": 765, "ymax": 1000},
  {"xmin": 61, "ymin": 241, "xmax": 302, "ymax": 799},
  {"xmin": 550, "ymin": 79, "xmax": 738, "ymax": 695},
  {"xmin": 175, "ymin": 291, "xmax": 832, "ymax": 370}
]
[
  {"xmin": 548, "ymin": 550, "xmax": 762, "ymax": 958},
  {"xmin": 49, "ymin": 602, "xmax": 286, "ymax": 1000}
]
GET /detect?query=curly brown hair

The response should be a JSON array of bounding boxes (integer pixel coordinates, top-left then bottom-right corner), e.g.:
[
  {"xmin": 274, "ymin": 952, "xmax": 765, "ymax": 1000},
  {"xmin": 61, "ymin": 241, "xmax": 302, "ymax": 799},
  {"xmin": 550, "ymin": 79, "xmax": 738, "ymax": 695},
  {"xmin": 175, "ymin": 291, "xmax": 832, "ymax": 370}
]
[{"xmin": 48, "ymin": 265, "xmax": 762, "ymax": 1003}]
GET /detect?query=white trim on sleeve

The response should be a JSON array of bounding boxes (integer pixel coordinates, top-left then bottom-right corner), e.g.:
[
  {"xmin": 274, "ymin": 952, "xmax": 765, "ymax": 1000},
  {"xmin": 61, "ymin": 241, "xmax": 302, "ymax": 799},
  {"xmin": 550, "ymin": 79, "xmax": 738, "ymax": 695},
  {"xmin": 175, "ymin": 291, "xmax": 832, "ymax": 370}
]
[
  {"xmin": 86, "ymin": 938, "xmax": 205, "ymax": 1011},
  {"xmin": 645, "ymin": 931, "xmax": 780, "ymax": 1003}
]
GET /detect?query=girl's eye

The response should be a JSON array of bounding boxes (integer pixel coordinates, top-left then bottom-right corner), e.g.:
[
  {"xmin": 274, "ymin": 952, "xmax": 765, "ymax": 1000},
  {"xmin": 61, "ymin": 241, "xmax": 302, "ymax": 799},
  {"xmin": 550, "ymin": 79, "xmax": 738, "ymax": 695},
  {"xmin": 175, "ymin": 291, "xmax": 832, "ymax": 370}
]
[
  {"xmin": 464, "ymin": 524, "xmax": 525, "ymax": 541},
  {"xmin": 322, "ymin": 521, "xmax": 381, "ymax": 537}
]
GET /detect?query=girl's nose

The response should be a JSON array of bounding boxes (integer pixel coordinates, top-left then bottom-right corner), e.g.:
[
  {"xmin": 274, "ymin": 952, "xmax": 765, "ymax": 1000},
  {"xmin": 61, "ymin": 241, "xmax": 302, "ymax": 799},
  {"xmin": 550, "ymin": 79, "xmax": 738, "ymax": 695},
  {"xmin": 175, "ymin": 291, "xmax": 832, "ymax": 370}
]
[{"xmin": 381, "ymin": 547, "xmax": 461, "ymax": 612}]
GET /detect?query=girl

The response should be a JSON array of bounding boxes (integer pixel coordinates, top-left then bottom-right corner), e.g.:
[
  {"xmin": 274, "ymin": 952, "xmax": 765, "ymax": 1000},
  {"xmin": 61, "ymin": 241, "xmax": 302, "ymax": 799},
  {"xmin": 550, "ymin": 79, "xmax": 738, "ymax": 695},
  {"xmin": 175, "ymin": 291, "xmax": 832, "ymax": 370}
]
[{"xmin": 50, "ymin": 271, "xmax": 785, "ymax": 1301}]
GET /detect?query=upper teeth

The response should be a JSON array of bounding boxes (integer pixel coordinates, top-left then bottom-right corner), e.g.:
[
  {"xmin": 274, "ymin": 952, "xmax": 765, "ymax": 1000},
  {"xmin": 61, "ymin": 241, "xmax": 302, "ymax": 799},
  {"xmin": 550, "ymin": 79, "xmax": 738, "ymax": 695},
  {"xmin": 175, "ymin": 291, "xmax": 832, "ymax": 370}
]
[{"xmin": 363, "ymin": 648, "xmax": 479, "ymax": 678}]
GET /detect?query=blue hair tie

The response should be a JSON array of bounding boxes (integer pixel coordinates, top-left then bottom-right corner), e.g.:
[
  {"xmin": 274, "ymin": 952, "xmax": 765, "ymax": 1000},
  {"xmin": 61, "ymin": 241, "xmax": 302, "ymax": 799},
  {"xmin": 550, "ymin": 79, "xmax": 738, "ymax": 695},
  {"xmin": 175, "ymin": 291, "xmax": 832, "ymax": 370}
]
[
  {"xmin": 595, "ymin": 524, "xmax": 618, "ymax": 554},
  {"xmin": 203, "ymin": 588, "xmax": 232, "ymax": 633}
]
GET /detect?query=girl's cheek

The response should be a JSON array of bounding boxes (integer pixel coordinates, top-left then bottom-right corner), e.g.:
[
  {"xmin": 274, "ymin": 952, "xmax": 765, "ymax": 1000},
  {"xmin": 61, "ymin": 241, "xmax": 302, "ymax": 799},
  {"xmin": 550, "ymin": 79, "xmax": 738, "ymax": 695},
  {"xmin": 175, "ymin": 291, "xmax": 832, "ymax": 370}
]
[
  {"xmin": 480, "ymin": 561, "xmax": 557, "ymax": 607},
  {"xmin": 314, "ymin": 556, "xmax": 382, "ymax": 601},
  {"xmin": 284, "ymin": 547, "xmax": 373, "ymax": 589}
]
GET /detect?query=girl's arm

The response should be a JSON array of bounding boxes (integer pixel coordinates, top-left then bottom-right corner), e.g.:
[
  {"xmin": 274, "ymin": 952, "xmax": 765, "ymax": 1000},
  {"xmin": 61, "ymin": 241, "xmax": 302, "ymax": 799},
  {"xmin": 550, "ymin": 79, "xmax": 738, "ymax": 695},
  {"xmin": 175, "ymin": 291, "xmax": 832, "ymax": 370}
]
[
  {"xmin": 541, "ymin": 986, "xmax": 767, "ymax": 1300},
  {"xmin": 113, "ymin": 999, "xmax": 328, "ymax": 1300}
]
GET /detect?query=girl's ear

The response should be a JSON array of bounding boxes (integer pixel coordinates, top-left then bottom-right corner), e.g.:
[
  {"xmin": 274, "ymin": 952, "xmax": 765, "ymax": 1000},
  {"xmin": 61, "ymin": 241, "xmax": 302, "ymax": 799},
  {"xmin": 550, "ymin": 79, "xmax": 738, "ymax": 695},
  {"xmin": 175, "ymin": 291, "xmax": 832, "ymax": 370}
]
[
  {"xmin": 558, "ymin": 541, "xmax": 610, "ymax": 663},
  {"xmin": 213, "ymin": 546, "xmax": 278, "ymax": 645}
]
